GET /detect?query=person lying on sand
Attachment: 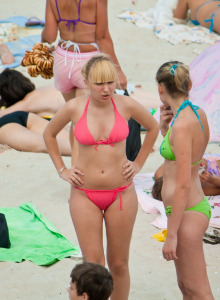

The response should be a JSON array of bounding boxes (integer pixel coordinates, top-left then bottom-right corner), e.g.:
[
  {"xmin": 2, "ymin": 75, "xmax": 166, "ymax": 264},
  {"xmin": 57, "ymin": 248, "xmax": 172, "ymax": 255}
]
[
  {"xmin": 0, "ymin": 69, "xmax": 65, "ymax": 117},
  {"xmin": 0, "ymin": 111, "xmax": 71, "ymax": 155},
  {"xmin": 152, "ymin": 155, "xmax": 220, "ymax": 200},
  {"xmin": 173, "ymin": 0, "xmax": 220, "ymax": 33}
]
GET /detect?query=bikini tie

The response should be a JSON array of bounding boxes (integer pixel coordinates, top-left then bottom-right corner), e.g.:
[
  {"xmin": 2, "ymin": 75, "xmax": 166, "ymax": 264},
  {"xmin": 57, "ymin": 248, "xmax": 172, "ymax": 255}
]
[
  {"xmin": 204, "ymin": 13, "xmax": 215, "ymax": 33},
  {"xmin": 94, "ymin": 140, "xmax": 115, "ymax": 150},
  {"xmin": 65, "ymin": 19, "xmax": 79, "ymax": 32},
  {"xmin": 171, "ymin": 100, "xmax": 204, "ymax": 133},
  {"xmin": 60, "ymin": 40, "xmax": 81, "ymax": 79}
]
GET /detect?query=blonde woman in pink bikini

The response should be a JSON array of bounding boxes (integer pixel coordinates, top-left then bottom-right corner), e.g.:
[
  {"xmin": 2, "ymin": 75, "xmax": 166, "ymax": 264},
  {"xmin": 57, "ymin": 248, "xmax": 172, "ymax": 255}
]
[
  {"xmin": 41, "ymin": 0, "xmax": 127, "ymax": 101},
  {"xmin": 44, "ymin": 54, "xmax": 159, "ymax": 300}
]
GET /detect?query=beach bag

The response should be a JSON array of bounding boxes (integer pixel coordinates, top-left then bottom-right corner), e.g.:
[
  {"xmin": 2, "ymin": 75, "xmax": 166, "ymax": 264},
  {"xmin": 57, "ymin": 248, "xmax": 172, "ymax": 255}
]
[
  {"xmin": 124, "ymin": 90, "xmax": 141, "ymax": 161},
  {"xmin": 0, "ymin": 213, "xmax": 11, "ymax": 248}
]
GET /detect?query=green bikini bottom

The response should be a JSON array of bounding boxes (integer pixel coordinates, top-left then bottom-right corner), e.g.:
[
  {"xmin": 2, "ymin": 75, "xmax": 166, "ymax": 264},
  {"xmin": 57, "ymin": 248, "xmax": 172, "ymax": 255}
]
[{"xmin": 165, "ymin": 196, "xmax": 211, "ymax": 220}]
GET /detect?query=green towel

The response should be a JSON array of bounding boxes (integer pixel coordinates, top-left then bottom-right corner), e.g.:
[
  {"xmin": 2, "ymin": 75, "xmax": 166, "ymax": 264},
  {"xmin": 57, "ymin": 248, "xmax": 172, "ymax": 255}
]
[{"xmin": 0, "ymin": 202, "xmax": 81, "ymax": 265}]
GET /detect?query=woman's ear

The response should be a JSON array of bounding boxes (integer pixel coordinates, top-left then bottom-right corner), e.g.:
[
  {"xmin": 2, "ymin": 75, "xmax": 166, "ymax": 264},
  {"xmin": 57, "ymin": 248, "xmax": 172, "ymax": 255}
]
[
  {"xmin": 189, "ymin": 80, "xmax": 192, "ymax": 91},
  {"xmin": 84, "ymin": 79, "xmax": 88, "ymax": 88},
  {"xmin": 158, "ymin": 83, "xmax": 163, "ymax": 95}
]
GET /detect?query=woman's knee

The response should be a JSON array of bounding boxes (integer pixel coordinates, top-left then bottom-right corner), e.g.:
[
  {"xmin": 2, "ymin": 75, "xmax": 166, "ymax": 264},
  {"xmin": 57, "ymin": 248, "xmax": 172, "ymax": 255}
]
[
  {"xmin": 107, "ymin": 258, "xmax": 128, "ymax": 277},
  {"xmin": 177, "ymin": 279, "xmax": 187, "ymax": 296}
]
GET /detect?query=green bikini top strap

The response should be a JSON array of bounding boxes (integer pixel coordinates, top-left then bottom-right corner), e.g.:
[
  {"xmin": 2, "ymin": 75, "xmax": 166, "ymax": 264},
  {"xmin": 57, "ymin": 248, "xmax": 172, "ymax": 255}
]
[{"xmin": 192, "ymin": 158, "xmax": 202, "ymax": 165}]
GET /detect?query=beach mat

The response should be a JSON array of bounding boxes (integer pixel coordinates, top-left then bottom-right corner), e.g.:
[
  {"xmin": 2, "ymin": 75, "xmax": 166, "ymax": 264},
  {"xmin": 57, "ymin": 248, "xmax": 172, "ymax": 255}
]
[
  {"xmin": 0, "ymin": 202, "xmax": 81, "ymax": 265},
  {"xmin": 0, "ymin": 34, "xmax": 41, "ymax": 70},
  {"xmin": 0, "ymin": 16, "xmax": 44, "ymax": 28},
  {"xmin": 118, "ymin": 0, "xmax": 220, "ymax": 46}
]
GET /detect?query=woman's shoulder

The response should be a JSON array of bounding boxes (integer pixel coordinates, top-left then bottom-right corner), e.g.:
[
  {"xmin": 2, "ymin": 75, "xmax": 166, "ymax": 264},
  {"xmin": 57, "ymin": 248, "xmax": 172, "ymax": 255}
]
[{"xmin": 114, "ymin": 94, "xmax": 139, "ymax": 108}]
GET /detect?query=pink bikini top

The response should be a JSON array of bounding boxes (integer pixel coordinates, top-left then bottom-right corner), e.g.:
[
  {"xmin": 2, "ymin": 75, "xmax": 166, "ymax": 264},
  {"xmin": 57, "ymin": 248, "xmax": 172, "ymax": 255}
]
[{"xmin": 74, "ymin": 98, "xmax": 129, "ymax": 149}]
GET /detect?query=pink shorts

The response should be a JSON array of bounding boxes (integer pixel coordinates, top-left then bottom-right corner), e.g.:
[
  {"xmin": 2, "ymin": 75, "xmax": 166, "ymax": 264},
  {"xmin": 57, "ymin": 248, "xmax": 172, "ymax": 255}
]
[{"xmin": 54, "ymin": 46, "xmax": 99, "ymax": 93}]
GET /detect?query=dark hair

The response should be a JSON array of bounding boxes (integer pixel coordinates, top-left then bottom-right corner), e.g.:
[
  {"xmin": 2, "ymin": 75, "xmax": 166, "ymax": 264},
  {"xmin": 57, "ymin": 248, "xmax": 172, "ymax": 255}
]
[
  {"xmin": 70, "ymin": 262, "xmax": 113, "ymax": 300},
  {"xmin": 151, "ymin": 176, "xmax": 163, "ymax": 201},
  {"xmin": 156, "ymin": 61, "xmax": 191, "ymax": 98},
  {"xmin": 0, "ymin": 68, "xmax": 35, "ymax": 107}
]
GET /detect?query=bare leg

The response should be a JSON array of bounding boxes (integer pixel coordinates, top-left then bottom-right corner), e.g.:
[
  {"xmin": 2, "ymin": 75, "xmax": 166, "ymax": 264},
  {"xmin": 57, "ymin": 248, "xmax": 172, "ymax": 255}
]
[
  {"xmin": 0, "ymin": 44, "xmax": 14, "ymax": 65},
  {"xmin": 69, "ymin": 188, "xmax": 106, "ymax": 265},
  {"xmin": 0, "ymin": 123, "xmax": 49, "ymax": 153},
  {"xmin": 174, "ymin": 211, "xmax": 214, "ymax": 300},
  {"xmin": 27, "ymin": 113, "xmax": 71, "ymax": 156},
  {"xmin": 104, "ymin": 184, "xmax": 138, "ymax": 300},
  {"xmin": 0, "ymin": 113, "xmax": 71, "ymax": 155}
]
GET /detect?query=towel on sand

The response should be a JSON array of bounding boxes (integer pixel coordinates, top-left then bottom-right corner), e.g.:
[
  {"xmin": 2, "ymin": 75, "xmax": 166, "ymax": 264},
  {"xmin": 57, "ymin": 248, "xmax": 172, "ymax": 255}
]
[
  {"xmin": 0, "ymin": 202, "xmax": 81, "ymax": 265},
  {"xmin": 0, "ymin": 35, "xmax": 40, "ymax": 70},
  {"xmin": 118, "ymin": 0, "xmax": 220, "ymax": 45}
]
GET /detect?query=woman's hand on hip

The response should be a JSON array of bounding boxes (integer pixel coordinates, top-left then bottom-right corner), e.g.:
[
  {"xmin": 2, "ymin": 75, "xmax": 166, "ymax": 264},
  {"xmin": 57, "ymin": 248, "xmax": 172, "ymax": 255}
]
[
  {"xmin": 162, "ymin": 235, "xmax": 178, "ymax": 261},
  {"xmin": 122, "ymin": 160, "xmax": 140, "ymax": 181},
  {"xmin": 60, "ymin": 167, "xmax": 84, "ymax": 186}
]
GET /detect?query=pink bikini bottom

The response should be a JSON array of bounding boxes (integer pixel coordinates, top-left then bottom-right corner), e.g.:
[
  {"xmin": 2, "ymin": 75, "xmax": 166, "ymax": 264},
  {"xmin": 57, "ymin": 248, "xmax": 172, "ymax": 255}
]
[{"xmin": 75, "ymin": 182, "xmax": 132, "ymax": 211}]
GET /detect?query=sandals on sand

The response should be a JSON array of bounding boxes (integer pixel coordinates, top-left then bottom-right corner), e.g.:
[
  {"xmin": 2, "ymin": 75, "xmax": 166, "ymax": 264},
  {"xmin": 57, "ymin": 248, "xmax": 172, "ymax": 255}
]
[
  {"xmin": 203, "ymin": 229, "xmax": 220, "ymax": 244},
  {"xmin": 25, "ymin": 17, "xmax": 45, "ymax": 27}
]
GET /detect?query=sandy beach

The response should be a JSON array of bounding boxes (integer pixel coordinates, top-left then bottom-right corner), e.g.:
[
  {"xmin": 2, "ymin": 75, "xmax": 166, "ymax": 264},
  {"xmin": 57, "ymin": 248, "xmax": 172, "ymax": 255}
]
[{"xmin": 0, "ymin": 0, "xmax": 220, "ymax": 299}]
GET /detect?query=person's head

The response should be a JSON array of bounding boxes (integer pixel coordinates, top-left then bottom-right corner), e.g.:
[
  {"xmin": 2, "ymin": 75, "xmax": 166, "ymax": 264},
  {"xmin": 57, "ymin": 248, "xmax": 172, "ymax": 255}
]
[
  {"xmin": 151, "ymin": 176, "xmax": 163, "ymax": 201},
  {"xmin": 156, "ymin": 61, "xmax": 191, "ymax": 103},
  {"xmin": 68, "ymin": 262, "xmax": 113, "ymax": 300},
  {"xmin": 81, "ymin": 53, "xmax": 118, "ymax": 99},
  {"xmin": 0, "ymin": 68, "xmax": 35, "ymax": 107}
]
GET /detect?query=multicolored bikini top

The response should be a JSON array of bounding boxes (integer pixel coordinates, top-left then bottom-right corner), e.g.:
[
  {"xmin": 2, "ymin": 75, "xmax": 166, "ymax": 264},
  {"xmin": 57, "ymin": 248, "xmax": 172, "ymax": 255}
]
[
  {"xmin": 160, "ymin": 100, "xmax": 204, "ymax": 165},
  {"xmin": 55, "ymin": 0, "xmax": 96, "ymax": 31},
  {"xmin": 74, "ymin": 97, "xmax": 129, "ymax": 150}
]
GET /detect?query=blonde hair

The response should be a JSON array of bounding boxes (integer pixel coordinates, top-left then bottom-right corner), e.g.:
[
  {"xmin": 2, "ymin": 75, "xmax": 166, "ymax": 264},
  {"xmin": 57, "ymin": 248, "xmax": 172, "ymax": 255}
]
[
  {"xmin": 81, "ymin": 53, "xmax": 118, "ymax": 84},
  {"xmin": 156, "ymin": 61, "xmax": 191, "ymax": 97}
]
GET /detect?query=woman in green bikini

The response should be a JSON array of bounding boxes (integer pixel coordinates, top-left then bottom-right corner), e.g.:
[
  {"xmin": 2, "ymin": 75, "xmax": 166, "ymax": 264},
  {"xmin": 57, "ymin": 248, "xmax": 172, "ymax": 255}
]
[{"xmin": 156, "ymin": 61, "xmax": 214, "ymax": 299}]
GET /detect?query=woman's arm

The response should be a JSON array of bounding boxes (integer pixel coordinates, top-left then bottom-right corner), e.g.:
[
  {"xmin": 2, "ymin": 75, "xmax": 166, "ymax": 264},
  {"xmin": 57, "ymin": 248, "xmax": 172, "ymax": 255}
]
[
  {"xmin": 163, "ymin": 122, "xmax": 192, "ymax": 261},
  {"xmin": 43, "ymin": 99, "xmax": 84, "ymax": 186},
  {"xmin": 173, "ymin": 0, "xmax": 189, "ymax": 20},
  {"xmin": 41, "ymin": 0, "xmax": 58, "ymax": 44},
  {"xmin": 200, "ymin": 171, "xmax": 220, "ymax": 187},
  {"xmin": 96, "ymin": 0, "xmax": 127, "ymax": 90}
]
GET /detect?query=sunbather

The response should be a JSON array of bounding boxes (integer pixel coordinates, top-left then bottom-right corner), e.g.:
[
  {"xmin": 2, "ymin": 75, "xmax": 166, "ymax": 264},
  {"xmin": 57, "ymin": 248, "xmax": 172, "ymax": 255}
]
[
  {"xmin": 0, "ymin": 111, "xmax": 71, "ymax": 155},
  {"xmin": 0, "ymin": 69, "xmax": 65, "ymax": 117},
  {"xmin": 173, "ymin": 0, "xmax": 220, "ymax": 33},
  {"xmin": 152, "ymin": 155, "xmax": 220, "ymax": 200}
]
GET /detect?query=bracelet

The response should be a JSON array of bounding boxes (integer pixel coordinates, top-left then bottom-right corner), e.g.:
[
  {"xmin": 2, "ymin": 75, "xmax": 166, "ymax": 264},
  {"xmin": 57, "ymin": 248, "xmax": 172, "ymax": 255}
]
[{"xmin": 59, "ymin": 166, "xmax": 66, "ymax": 176}]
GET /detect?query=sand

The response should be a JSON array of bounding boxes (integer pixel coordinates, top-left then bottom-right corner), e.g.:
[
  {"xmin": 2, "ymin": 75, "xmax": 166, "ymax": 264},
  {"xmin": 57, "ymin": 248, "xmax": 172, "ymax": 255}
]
[{"xmin": 0, "ymin": 0, "xmax": 220, "ymax": 299}]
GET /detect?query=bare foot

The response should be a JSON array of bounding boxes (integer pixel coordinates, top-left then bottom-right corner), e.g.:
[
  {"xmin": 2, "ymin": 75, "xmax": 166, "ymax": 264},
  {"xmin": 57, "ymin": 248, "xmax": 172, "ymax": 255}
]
[{"xmin": 0, "ymin": 44, "xmax": 14, "ymax": 65}]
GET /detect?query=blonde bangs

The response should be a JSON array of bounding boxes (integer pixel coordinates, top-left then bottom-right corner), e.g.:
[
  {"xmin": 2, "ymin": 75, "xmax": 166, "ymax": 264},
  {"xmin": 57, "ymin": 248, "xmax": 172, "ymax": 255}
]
[{"xmin": 89, "ymin": 60, "xmax": 117, "ymax": 83}]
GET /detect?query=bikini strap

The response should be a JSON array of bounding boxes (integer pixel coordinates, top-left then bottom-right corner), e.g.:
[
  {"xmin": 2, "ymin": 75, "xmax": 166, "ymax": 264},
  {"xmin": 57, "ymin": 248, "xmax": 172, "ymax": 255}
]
[
  {"xmin": 204, "ymin": 13, "xmax": 215, "ymax": 32},
  {"xmin": 55, "ymin": 0, "xmax": 61, "ymax": 22},
  {"xmin": 192, "ymin": 158, "xmax": 202, "ymax": 165},
  {"xmin": 195, "ymin": 0, "xmax": 216, "ymax": 19},
  {"xmin": 78, "ymin": 0, "xmax": 82, "ymax": 18},
  {"xmin": 171, "ymin": 100, "xmax": 204, "ymax": 133}
]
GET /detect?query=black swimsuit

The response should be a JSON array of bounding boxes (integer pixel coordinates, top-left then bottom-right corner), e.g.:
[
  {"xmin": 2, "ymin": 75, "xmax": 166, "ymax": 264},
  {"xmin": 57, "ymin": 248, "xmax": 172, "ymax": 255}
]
[{"xmin": 0, "ymin": 111, "xmax": 29, "ymax": 128}]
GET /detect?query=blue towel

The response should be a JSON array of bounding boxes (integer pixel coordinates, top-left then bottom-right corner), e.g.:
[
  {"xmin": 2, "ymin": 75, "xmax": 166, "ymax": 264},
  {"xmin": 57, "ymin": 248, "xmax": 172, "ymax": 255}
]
[
  {"xmin": 0, "ymin": 16, "xmax": 44, "ymax": 27},
  {"xmin": 0, "ymin": 35, "xmax": 41, "ymax": 70}
]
